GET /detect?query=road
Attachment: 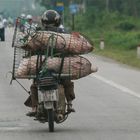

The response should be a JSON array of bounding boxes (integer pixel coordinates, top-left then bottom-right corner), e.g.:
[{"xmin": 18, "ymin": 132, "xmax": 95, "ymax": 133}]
[{"xmin": 0, "ymin": 28, "xmax": 140, "ymax": 140}]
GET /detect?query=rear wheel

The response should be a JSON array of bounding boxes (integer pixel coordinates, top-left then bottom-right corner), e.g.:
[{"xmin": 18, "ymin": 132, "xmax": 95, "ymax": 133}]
[{"xmin": 48, "ymin": 109, "xmax": 54, "ymax": 132}]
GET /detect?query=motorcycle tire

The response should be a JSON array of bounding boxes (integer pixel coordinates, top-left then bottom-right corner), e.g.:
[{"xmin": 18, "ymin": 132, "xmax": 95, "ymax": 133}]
[{"xmin": 48, "ymin": 109, "xmax": 54, "ymax": 132}]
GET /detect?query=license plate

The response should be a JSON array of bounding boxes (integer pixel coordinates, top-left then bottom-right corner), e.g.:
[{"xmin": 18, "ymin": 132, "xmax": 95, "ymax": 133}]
[{"xmin": 43, "ymin": 90, "xmax": 58, "ymax": 101}]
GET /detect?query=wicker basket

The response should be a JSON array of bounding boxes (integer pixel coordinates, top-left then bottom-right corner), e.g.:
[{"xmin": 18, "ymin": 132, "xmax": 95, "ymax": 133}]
[
  {"xmin": 16, "ymin": 55, "xmax": 95, "ymax": 80},
  {"xmin": 21, "ymin": 31, "xmax": 94, "ymax": 55},
  {"xmin": 12, "ymin": 19, "xmax": 97, "ymax": 80}
]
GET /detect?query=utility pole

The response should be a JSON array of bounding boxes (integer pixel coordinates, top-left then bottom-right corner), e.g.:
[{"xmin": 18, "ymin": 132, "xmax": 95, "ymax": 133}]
[
  {"xmin": 82, "ymin": 0, "xmax": 86, "ymax": 13},
  {"xmin": 106, "ymin": 0, "xmax": 109, "ymax": 12},
  {"xmin": 72, "ymin": 13, "xmax": 75, "ymax": 30},
  {"xmin": 69, "ymin": 2, "xmax": 77, "ymax": 31}
]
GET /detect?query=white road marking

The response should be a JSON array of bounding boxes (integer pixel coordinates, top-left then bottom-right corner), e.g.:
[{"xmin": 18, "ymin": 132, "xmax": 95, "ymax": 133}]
[
  {"xmin": 0, "ymin": 122, "xmax": 30, "ymax": 130},
  {"xmin": 91, "ymin": 73, "xmax": 140, "ymax": 98},
  {"xmin": 0, "ymin": 127, "xmax": 22, "ymax": 131}
]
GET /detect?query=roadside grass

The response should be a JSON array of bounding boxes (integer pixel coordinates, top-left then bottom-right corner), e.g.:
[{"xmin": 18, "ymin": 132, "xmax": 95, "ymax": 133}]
[
  {"xmin": 73, "ymin": 10, "xmax": 140, "ymax": 70},
  {"xmin": 90, "ymin": 30, "xmax": 140, "ymax": 70},
  {"xmin": 94, "ymin": 48, "xmax": 140, "ymax": 69}
]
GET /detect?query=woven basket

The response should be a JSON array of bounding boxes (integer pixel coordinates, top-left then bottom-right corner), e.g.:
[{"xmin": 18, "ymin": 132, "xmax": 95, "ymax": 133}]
[
  {"xmin": 21, "ymin": 31, "xmax": 94, "ymax": 55},
  {"xmin": 16, "ymin": 55, "xmax": 95, "ymax": 80}
]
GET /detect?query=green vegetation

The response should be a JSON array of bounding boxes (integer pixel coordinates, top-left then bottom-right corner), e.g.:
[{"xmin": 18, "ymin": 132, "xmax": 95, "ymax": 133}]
[
  {"xmin": 35, "ymin": 0, "xmax": 140, "ymax": 69},
  {"xmin": 72, "ymin": 9, "xmax": 140, "ymax": 69}
]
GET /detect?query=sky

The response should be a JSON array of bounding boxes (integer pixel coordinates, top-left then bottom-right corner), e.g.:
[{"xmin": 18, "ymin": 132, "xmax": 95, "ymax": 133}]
[{"xmin": 0, "ymin": 0, "xmax": 45, "ymax": 18}]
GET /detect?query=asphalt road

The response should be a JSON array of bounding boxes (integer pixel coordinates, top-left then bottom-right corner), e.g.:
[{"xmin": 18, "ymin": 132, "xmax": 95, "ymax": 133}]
[{"xmin": 1, "ymin": 28, "xmax": 140, "ymax": 140}]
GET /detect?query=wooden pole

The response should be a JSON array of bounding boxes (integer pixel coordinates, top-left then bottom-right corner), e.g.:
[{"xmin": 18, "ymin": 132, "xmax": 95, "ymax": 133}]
[
  {"xmin": 72, "ymin": 13, "xmax": 75, "ymax": 30},
  {"xmin": 137, "ymin": 45, "xmax": 140, "ymax": 58}
]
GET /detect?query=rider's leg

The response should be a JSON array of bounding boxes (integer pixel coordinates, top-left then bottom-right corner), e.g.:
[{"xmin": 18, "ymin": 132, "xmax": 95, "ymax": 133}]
[
  {"xmin": 26, "ymin": 80, "xmax": 38, "ymax": 116},
  {"xmin": 30, "ymin": 83, "xmax": 38, "ymax": 111},
  {"xmin": 62, "ymin": 80, "xmax": 75, "ymax": 112}
]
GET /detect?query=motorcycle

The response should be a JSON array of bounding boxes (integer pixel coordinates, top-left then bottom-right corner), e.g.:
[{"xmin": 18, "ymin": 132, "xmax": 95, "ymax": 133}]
[
  {"xmin": 34, "ymin": 74, "xmax": 73, "ymax": 132},
  {"xmin": 11, "ymin": 17, "xmax": 94, "ymax": 132},
  {"xmin": 11, "ymin": 18, "xmax": 74, "ymax": 132}
]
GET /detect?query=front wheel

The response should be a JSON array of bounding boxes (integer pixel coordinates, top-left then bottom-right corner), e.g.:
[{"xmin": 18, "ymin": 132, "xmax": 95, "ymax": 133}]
[{"xmin": 47, "ymin": 109, "xmax": 54, "ymax": 132}]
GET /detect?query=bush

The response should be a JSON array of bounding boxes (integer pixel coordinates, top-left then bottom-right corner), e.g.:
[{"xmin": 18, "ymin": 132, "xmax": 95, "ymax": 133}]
[
  {"xmin": 116, "ymin": 21, "xmax": 136, "ymax": 31},
  {"xmin": 104, "ymin": 31, "xmax": 140, "ymax": 50}
]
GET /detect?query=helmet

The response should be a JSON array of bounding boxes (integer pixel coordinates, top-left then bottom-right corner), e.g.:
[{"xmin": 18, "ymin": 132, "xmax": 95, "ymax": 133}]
[
  {"xmin": 20, "ymin": 13, "xmax": 26, "ymax": 18},
  {"xmin": 41, "ymin": 10, "xmax": 61, "ymax": 27},
  {"xmin": 26, "ymin": 14, "xmax": 32, "ymax": 20}
]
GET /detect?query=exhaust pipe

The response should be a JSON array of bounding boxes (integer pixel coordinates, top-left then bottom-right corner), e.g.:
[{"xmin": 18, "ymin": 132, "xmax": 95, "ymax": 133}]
[{"xmin": 57, "ymin": 114, "xmax": 64, "ymax": 121}]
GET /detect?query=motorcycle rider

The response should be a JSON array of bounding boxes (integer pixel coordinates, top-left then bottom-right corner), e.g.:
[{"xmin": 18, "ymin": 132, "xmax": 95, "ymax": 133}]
[
  {"xmin": 19, "ymin": 13, "xmax": 26, "ymax": 33},
  {"xmin": 25, "ymin": 10, "xmax": 75, "ymax": 117},
  {"xmin": 19, "ymin": 14, "xmax": 37, "ymax": 53},
  {"xmin": 41, "ymin": 10, "xmax": 75, "ymax": 112},
  {"xmin": 24, "ymin": 14, "xmax": 36, "ymax": 35},
  {"xmin": 0, "ymin": 16, "xmax": 5, "ymax": 41}
]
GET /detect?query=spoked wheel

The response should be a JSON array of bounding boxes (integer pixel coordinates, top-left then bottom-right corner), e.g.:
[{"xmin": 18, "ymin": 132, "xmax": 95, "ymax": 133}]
[{"xmin": 47, "ymin": 109, "xmax": 54, "ymax": 132}]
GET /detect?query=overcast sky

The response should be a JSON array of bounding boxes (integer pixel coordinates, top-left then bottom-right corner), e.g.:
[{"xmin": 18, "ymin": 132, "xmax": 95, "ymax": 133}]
[{"xmin": 0, "ymin": 0, "xmax": 45, "ymax": 18}]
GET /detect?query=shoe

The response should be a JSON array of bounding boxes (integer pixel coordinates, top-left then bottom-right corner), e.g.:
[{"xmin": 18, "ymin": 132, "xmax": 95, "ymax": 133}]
[
  {"xmin": 67, "ymin": 108, "xmax": 75, "ymax": 112},
  {"xmin": 67, "ymin": 104, "xmax": 75, "ymax": 112},
  {"xmin": 26, "ymin": 111, "xmax": 37, "ymax": 117}
]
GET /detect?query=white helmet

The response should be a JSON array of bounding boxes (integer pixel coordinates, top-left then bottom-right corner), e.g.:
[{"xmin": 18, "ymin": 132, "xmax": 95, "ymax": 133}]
[
  {"xmin": 20, "ymin": 13, "xmax": 26, "ymax": 18},
  {"xmin": 26, "ymin": 14, "xmax": 32, "ymax": 20}
]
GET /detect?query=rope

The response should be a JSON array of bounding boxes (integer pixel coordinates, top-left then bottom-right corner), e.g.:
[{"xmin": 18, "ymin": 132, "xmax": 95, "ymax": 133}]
[{"xmin": 15, "ymin": 79, "xmax": 30, "ymax": 94}]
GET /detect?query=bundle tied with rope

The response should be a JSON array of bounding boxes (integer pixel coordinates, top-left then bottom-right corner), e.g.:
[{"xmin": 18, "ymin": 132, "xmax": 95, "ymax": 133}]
[
  {"xmin": 16, "ymin": 55, "xmax": 96, "ymax": 80},
  {"xmin": 21, "ymin": 31, "xmax": 94, "ymax": 55},
  {"xmin": 15, "ymin": 30, "xmax": 97, "ymax": 80}
]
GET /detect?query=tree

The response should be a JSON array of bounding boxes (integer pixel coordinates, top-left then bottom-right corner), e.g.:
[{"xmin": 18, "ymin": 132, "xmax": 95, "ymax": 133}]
[
  {"xmin": 35, "ymin": 0, "xmax": 55, "ymax": 8},
  {"xmin": 35, "ymin": 0, "xmax": 140, "ymax": 17}
]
